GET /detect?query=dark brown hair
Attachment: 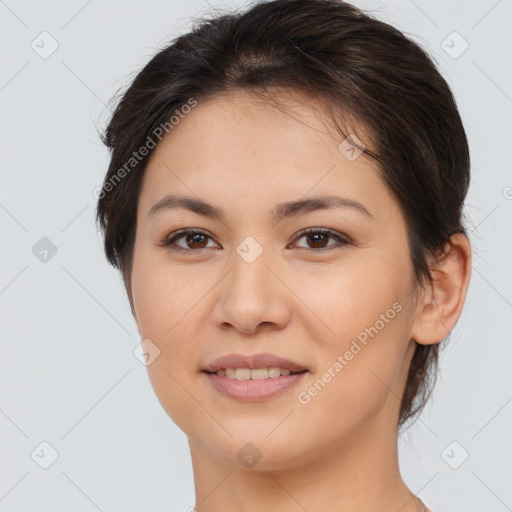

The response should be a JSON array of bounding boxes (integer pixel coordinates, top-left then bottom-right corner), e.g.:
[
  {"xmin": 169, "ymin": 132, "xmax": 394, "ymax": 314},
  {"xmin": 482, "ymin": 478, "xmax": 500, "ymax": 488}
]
[{"xmin": 95, "ymin": 0, "xmax": 470, "ymax": 431}]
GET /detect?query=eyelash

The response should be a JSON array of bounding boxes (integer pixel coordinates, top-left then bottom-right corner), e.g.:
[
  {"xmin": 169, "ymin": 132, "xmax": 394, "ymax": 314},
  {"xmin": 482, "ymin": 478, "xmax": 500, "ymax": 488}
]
[{"xmin": 160, "ymin": 227, "xmax": 351, "ymax": 253}]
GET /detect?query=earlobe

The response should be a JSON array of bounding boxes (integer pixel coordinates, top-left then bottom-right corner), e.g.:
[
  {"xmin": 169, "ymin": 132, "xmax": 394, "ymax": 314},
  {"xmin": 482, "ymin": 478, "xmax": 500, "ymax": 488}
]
[{"xmin": 410, "ymin": 233, "xmax": 472, "ymax": 346}]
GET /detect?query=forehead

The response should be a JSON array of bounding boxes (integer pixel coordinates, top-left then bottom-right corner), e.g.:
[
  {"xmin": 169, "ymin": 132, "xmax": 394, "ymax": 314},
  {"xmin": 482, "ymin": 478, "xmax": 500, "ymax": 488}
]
[
  {"xmin": 138, "ymin": 89, "xmax": 392, "ymax": 222},
  {"xmin": 148, "ymin": 88, "xmax": 369, "ymax": 158}
]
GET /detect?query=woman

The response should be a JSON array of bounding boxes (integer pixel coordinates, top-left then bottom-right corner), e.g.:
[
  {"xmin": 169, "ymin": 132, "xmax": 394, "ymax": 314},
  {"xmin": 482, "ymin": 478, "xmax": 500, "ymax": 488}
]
[{"xmin": 96, "ymin": 1, "xmax": 472, "ymax": 510}]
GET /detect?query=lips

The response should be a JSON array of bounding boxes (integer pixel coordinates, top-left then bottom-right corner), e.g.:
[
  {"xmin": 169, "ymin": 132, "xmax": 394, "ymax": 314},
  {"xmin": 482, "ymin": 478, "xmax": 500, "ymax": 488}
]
[{"xmin": 202, "ymin": 353, "xmax": 308, "ymax": 374}]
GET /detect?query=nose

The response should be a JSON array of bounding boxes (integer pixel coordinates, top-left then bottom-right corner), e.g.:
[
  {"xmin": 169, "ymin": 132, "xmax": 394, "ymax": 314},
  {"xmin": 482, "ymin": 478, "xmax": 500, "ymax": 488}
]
[{"xmin": 210, "ymin": 244, "xmax": 292, "ymax": 335}]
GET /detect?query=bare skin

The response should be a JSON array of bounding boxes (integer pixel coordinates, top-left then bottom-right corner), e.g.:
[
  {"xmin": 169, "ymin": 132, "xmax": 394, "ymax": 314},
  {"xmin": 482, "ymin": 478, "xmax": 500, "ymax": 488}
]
[{"xmin": 128, "ymin": 89, "xmax": 471, "ymax": 511}]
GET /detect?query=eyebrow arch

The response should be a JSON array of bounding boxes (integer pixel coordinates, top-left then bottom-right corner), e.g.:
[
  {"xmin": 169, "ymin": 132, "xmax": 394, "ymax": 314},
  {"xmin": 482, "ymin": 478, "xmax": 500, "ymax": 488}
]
[{"xmin": 148, "ymin": 193, "xmax": 374, "ymax": 224}]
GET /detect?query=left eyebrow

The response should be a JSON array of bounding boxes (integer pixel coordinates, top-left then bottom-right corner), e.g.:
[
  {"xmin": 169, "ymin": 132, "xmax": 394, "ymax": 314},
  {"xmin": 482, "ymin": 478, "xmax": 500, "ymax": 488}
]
[
  {"xmin": 148, "ymin": 193, "xmax": 374, "ymax": 223},
  {"xmin": 271, "ymin": 195, "xmax": 374, "ymax": 222}
]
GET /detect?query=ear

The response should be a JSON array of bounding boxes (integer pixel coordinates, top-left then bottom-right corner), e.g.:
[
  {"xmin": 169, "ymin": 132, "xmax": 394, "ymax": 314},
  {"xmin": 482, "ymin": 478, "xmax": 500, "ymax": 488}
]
[{"xmin": 410, "ymin": 233, "xmax": 472, "ymax": 346}]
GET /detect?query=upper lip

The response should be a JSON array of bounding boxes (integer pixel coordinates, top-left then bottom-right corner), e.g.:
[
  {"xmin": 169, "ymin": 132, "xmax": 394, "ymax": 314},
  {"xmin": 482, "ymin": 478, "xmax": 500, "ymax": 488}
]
[{"xmin": 202, "ymin": 353, "xmax": 309, "ymax": 373}]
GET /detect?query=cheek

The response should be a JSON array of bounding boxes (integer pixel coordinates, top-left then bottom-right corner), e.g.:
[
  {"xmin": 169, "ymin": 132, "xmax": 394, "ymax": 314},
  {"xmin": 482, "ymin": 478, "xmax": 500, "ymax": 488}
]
[
  {"xmin": 130, "ymin": 246, "xmax": 214, "ymax": 393},
  {"xmin": 290, "ymin": 249, "xmax": 409, "ymax": 347},
  {"xmin": 131, "ymin": 244, "xmax": 205, "ymax": 338},
  {"xmin": 290, "ymin": 254, "xmax": 412, "ymax": 417},
  {"xmin": 296, "ymin": 309, "xmax": 410, "ymax": 441}
]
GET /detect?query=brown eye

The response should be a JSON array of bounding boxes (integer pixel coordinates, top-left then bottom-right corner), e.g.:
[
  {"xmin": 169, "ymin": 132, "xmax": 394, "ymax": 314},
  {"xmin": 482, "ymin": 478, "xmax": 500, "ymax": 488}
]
[
  {"xmin": 162, "ymin": 229, "xmax": 218, "ymax": 252},
  {"xmin": 161, "ymin": 227, "xmax": 350, "ymax": 253},
  {"xmin": 292, "ymin": 228, "xmax": 350, "ymax": 251}
]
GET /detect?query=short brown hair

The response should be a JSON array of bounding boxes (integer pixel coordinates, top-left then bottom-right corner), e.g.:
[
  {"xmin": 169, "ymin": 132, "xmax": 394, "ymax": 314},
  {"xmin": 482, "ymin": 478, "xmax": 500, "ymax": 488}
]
[{"xmin": 96, "ymin": 0, "xmax": 471, "ymax": 431}]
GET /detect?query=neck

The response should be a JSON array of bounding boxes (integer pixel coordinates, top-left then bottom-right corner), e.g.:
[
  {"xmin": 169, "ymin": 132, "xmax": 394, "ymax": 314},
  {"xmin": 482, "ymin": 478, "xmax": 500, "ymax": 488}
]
[{"xmin": 188, "ymin": 404, "xmax": 422, "ymax": 512}]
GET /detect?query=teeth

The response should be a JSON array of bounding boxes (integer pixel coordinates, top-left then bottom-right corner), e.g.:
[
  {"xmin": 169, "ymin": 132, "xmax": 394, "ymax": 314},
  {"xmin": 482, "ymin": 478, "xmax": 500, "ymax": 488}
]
[
  {"xmin": 235, "ymin": 368, "xmax": 251, "ymax": 380},
  {"xmin": 268, "ymin": 367, "xmax": 281, "ymax": 378},
  {"xmin": 251, "ymin": 368, "xmax": 268, "ymax": 380},
  {"xmin": 214, "ymin": 367, "xmax": 299, "ymax": 379}
]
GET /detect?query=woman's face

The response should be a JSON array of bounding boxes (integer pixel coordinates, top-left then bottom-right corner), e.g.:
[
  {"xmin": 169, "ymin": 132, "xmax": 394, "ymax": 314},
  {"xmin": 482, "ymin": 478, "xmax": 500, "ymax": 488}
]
[{"xmin": 130, "ymin": 89, "xmax": 422, "ymax": 469}]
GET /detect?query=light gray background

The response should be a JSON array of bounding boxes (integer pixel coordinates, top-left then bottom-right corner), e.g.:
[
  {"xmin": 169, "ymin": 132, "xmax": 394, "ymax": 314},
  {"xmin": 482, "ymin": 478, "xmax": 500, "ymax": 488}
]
[{"xmin": 1, "ymin": 0, "xmax": 511, "ymax": 511}]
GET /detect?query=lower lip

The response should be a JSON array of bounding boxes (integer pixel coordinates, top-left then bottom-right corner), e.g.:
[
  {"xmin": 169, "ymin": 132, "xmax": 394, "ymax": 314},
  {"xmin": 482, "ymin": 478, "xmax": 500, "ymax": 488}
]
[{"xmin": 203, "ymin": 371, "xmax": 308, "ymax": 401}]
